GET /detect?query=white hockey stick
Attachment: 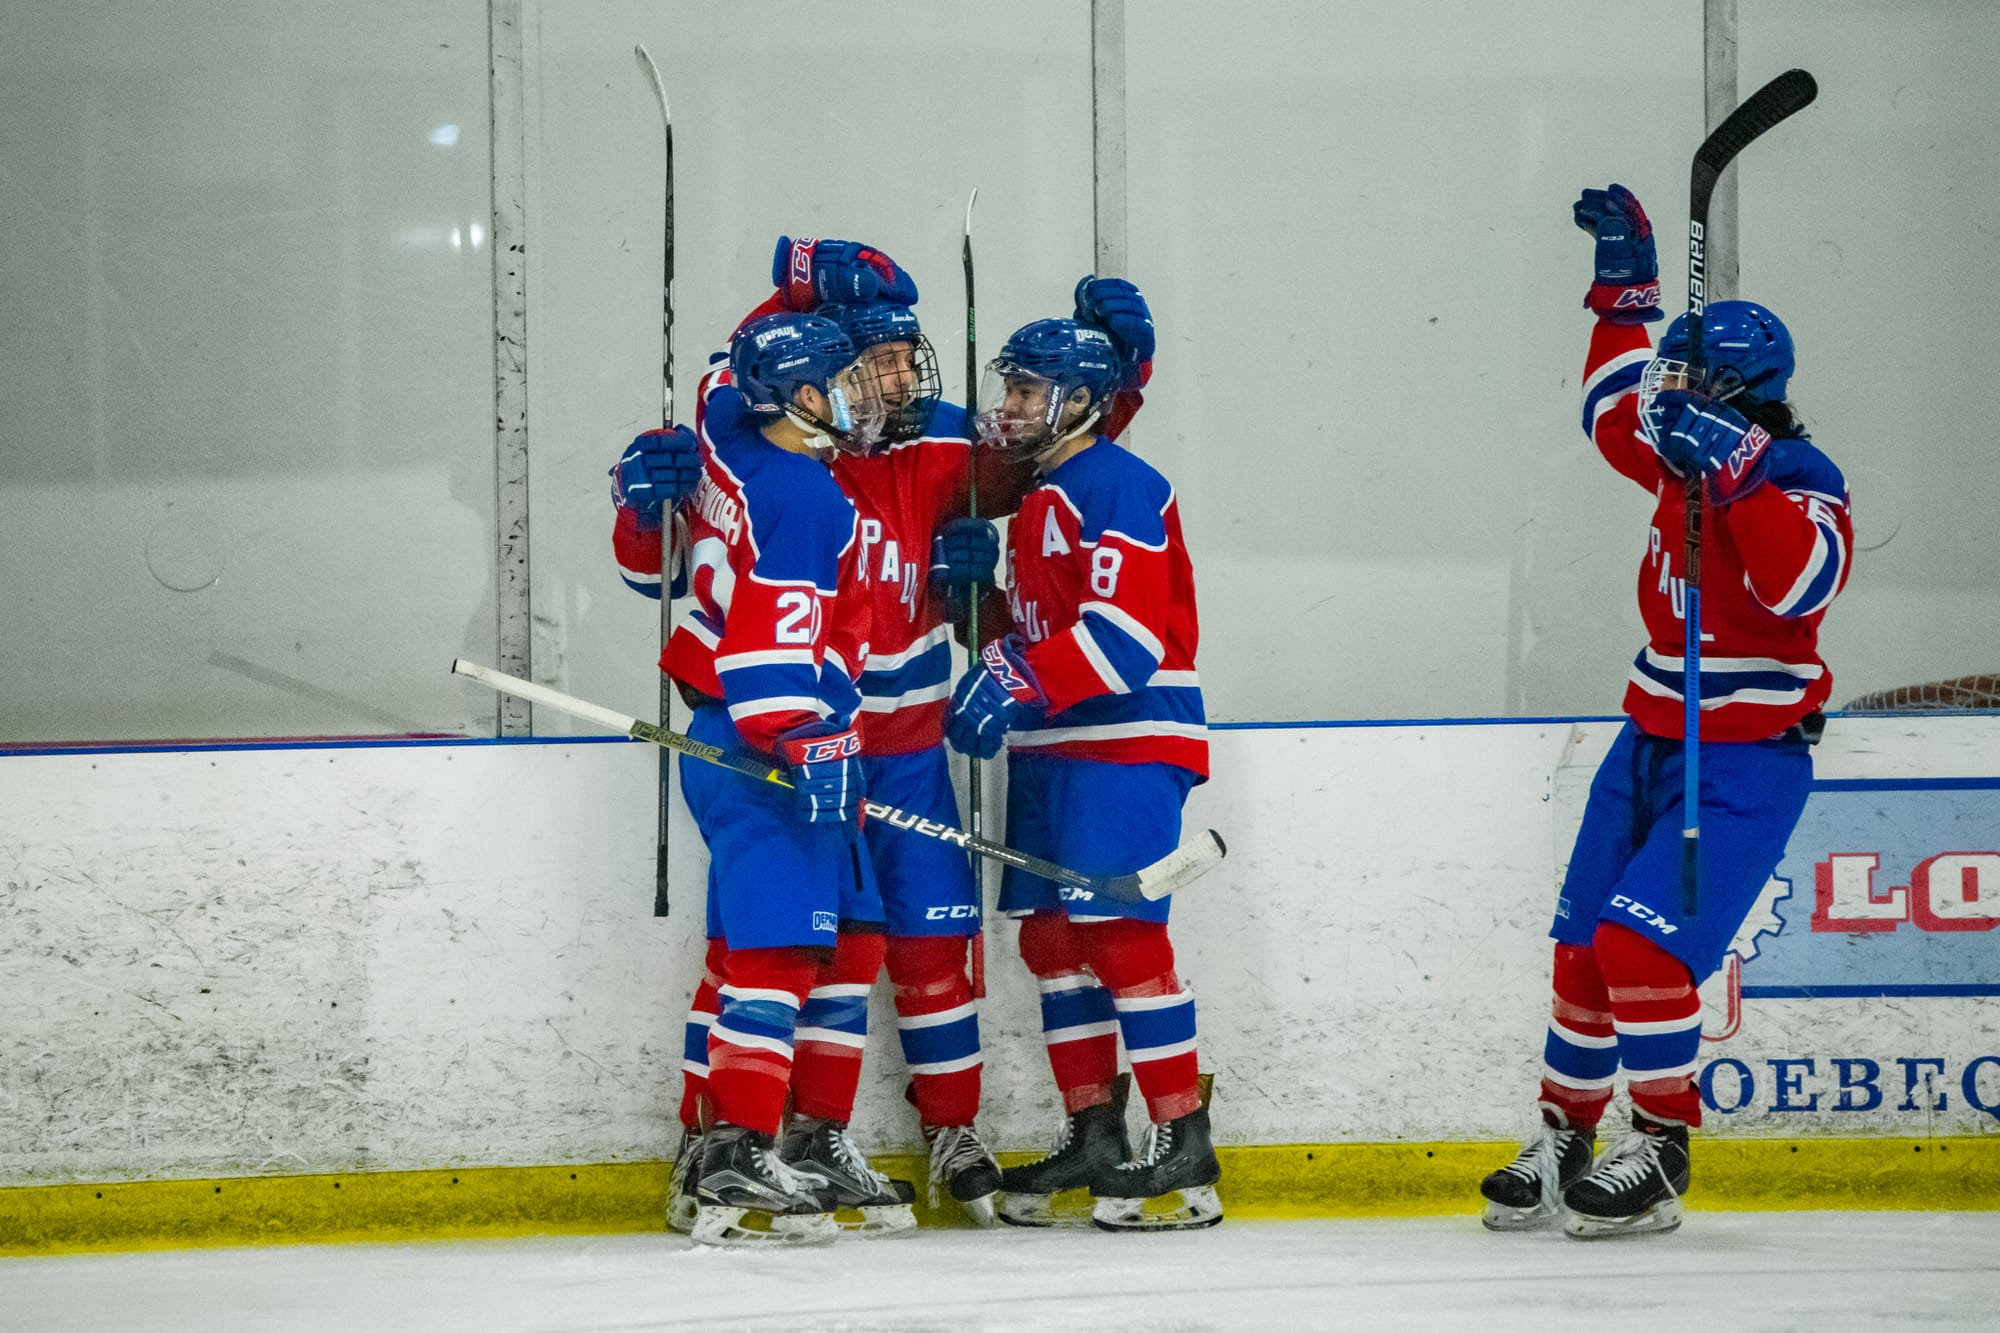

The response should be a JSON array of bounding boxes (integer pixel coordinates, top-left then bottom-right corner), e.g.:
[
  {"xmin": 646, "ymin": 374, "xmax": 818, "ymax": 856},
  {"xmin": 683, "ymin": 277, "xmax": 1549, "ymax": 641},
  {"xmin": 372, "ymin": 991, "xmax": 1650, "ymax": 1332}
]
[{"xmin": 451, "ymin": 660, "xmax": 1225, "ymax": 903}]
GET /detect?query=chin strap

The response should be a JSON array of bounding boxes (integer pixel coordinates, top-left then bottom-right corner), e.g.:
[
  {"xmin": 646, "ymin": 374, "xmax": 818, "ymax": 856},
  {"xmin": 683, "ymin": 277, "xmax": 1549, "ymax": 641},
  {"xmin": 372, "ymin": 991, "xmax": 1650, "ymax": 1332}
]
[{"xmin": 1031, "ymin": 408, "xmax": 1104, "ymax": 471}]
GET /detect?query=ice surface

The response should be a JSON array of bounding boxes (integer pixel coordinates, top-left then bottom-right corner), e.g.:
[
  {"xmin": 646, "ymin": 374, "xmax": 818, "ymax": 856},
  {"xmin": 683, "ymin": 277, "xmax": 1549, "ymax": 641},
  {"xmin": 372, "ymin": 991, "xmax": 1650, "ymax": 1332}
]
[{"xmin": 3, "ymin": 1213, "xmax": 1996, "ymax": 1333}]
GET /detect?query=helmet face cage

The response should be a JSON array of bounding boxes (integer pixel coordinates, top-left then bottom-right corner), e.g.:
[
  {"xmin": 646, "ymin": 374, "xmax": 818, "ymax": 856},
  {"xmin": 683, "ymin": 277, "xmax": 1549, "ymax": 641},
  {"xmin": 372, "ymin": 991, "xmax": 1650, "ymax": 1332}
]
[
  {"xmin": 851, "ymin": 335, "xmax": 941, "ymax": 446},
  {"xmin": 1636, "ymin": 357, "xmax": 1699, "ymax": 449},
  {"xmin": 815, "ymin": 357, "xmax": 887, "ymax": 454},
  {"xmin": 975, "ymin": 361, "xmax": 1079, "ymax": 456}
]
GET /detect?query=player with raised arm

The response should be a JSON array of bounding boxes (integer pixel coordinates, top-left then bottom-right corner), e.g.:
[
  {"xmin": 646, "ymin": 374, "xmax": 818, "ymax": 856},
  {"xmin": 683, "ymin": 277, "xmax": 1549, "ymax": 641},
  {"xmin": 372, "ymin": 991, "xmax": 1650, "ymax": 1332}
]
[
  {"xmin": 1480, "ymin": 184, "xmax": 1852, "ymax": 1239},
  {"xmin": 642, "ymin": 309, "xmax": 891, "ymax": 1246},
  {"xmin": 938, "ymin": 293, "xmax": 1219, "ymax": 1233}
]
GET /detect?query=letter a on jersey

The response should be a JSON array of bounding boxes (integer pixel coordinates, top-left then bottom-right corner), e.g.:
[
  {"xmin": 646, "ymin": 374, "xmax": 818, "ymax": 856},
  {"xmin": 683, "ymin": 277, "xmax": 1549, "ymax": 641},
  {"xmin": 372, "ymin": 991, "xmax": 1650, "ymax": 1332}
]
[{"xmin": 1042, "ymin": 508, "xmax": 1071, "ymax": 557}]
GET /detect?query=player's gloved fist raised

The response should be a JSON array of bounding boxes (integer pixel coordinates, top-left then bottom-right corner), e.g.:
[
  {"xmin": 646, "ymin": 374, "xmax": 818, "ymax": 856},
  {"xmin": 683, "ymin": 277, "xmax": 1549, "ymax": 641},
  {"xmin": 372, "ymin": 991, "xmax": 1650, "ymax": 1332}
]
[
  {"xmin": 611, "ymin": 426, "xmax": 702, "ymax": 530},
  {"xmin": 1652, "ymin": 389, "xmax": 1772, "ymax": 504},
  {"xmin": 930, "ymin": 517, "xmax": 999, "ymax": 591},
  {"xmin": 1573, "ymin": 184, "xmax": 1663, "ymax": 325},
  {"xmin": 1073, "ymin": 275, "xmax": 1155, "ymax": 389},
  {"xmin": 776, "ymin": 720, "xmax": 867, "ymax": 828},
  {"xmin": 929, "ymin": 516, "xmax": 1000, "ymax": 624},
  {"xmin": 773, "ymin": 236, "xmax": 919, "ymax": 311},
  {"xmin": 945, "ymin": 634, "xmax": 1045, "ymax": 760}
]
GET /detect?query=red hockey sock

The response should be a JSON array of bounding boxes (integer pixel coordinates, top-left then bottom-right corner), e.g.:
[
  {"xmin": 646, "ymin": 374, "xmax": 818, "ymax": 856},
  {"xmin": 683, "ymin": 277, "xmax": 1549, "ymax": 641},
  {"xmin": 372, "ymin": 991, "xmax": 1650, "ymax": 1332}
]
[
  {"xmin": 1539, "ymin": 942, "xmax": 1616, "ymax": 1131},
  {"xmin": 1594, "ymin": 922, "xmax": 1704, "ymax": 1128},
  {"xmin": 1081, "ymin": 918, "xmax": 1201, "ymax": 1123},
  {"xmin": 789, "ymin": 929, "xmax": 886, "ymax": 1124},
  {"xmin": 886, "ymin": 934, "xmax": 982, "ymax": 1128},
  {"xmin": 1019, "ymin": 913, "xmax": 1119, "ymax": 1113},
  {"xmin": 678, "ymin": 938, "xmax": 728, "ymax": 1132},
  {"xmin": 707, "ymin": 946, "xmax": 819, "ymax": 1136}
]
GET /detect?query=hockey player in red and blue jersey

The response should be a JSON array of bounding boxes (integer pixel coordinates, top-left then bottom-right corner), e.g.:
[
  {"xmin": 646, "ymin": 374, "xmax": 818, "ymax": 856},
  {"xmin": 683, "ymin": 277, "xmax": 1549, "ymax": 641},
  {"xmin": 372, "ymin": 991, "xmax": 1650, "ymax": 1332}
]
[
  {"xmin": 940, "ymin": 305, "xmax": 1220, "ymax": 1233},
  {"xmin": 1481, "ymin": 184, "xmax": 1852, "ymax": 1240},
  {"xmin": 615, "ymin": 238, "xmax": 1049, "ymax": 1227},
  {"xmin": 642, "ymin": 309, "xmax": 895, "ymax": 1246}
]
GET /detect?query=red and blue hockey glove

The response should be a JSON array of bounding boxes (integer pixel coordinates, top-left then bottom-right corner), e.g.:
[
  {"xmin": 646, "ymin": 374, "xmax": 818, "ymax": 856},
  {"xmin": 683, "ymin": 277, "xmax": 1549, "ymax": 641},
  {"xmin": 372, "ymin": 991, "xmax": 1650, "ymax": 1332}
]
[
  {"xmin": 1573, "ymin": 184, "xmax": 1663, "ymax": 325},
  {"xmin": 772, "ymin": 236, "xmax": 919, "ymax": 311},
  {"xmin": 1653, "ymin": 389, "xmax": 1772, "ymax": 505},
  {"xmin": 1073, "ymin": 275, "xmax": 1156, "ymax": 390},
  {"xmin": 944, "ymin": 635, "xmax": 1046, "ymax": 760},
  {"xmin": 928, "ymin": 516, "xmax": 1000, "ymax": 622},
  {"xmin": 775, "ymin": 720, "xmax": 867, "ymax": 827},
  {"xmin": 611, "ymin": 426, "xmax": 701, "ymax": 531}
]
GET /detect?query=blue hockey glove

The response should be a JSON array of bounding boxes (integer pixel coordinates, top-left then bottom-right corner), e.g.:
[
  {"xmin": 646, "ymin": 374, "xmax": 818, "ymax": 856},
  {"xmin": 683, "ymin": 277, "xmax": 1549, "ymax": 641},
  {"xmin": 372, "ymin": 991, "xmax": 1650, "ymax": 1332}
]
[
  {"xmin": 945, "ymin": 635, "xmax": 1045, "ymax": 760},
  {"xmin": 773, "ymin": 236, "xmax": 919, "ymax": 311},
  {"xmin": 1573, "ymin": 184, "xmax": 1663, "ymax": 324},
  {"xmin": 929, "ymin": 516, "xmax": 1000, "ymax": 624},
  {"xmin": 1652, "ymin": 389, "xmax": 1772, "ymax": 505},
  {"xmin": 775, "ymin": 720, "xmax": 867, "ymax": 827},
  {"xmin": 611, "ymin": 426, "xmax": 701, "ymax": 530},
  {"xmin": 930, "ymin": 517, "xmax": 999, "ymax": 590},
  {"xmin": 1073, "ymin": 275, "xmax": 1155, "ymax": 388}
]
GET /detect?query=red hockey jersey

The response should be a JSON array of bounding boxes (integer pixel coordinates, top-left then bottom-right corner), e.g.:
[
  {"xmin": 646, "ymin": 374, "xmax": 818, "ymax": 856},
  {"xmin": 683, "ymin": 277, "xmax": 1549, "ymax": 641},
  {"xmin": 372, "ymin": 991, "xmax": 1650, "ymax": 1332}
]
[
  {"xmin": 1581, "ymin": 319, "xmax": 1852, "ymax": 742},
  {"xmin": 1004, "ymin": 437, "xmax": 1207, "ymax": 777}
]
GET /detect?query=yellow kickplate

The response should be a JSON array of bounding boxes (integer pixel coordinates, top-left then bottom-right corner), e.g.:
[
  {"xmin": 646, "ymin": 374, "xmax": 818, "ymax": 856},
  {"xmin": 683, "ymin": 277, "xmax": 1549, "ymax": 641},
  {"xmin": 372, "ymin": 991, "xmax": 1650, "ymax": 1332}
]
[{"xmin": 3, "ymin": 1137, "xmax": 1993, "ymax": 1257}]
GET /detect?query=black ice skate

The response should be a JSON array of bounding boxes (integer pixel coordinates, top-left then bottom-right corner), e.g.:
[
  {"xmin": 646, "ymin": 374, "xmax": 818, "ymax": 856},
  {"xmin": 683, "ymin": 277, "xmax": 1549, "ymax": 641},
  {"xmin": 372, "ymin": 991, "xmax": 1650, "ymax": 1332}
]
[
  {"xmin": 691, "ymin": 1122, "xmax": 838, "ymax": 1247},
  {"xmin": 666, "ymin": 1126, "xmax": 703, "ymax": 1235},
  {"xmin": 924, "ymin": 1122, "xmax": 1003, "ymax": 1227},
  {"xmin": 998, "ymin": 1078, "xmax": 1133, "ymax": 1228},
  {"xmin": 778, "ymin": 1116, "xmax": 917, "ymax": 1236},
  {"xmin": 1479, "ymin": 1114, "xmax": 1596, "ymax": 1232},
  {"xmin": 1562, "ymin": 1113, "xmax": 1689, "ymax": 1239},
  {"xmin": 1090, "ymin": 1101, "xmax": 1224, "ymax": 1232}
]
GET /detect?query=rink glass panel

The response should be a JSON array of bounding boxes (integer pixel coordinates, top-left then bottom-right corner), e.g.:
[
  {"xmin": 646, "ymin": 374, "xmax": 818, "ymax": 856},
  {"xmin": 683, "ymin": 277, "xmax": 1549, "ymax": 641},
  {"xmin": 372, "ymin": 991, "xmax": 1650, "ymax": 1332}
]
[
  {"xmin": 0, "ymin": 2, "xmax": 497, "ymax": 743},
  {"xmin": 3, "ymin": 3, "xmax": 1996, "ymax": 742}
]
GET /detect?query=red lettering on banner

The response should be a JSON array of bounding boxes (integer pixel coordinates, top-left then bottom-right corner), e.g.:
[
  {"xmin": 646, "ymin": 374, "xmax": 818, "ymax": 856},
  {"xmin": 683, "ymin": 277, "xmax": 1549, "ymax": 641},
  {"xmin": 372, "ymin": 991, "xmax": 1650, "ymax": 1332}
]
[{"xmin": 1908, "ymin": 852, "xmax": 2000, "ymax": 933}]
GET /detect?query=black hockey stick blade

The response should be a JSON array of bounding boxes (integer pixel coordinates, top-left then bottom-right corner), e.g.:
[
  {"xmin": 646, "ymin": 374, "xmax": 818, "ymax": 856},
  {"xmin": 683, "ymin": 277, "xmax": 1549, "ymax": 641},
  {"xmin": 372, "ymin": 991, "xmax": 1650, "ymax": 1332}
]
[{"xmin": 1691, "ymin": 69, "xmax": 1817, "ymax": 213}]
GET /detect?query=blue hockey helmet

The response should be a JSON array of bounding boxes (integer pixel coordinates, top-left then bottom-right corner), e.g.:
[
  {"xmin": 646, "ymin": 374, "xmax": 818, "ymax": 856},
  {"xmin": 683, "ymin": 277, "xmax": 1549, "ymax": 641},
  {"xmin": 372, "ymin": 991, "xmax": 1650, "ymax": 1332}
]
[
  {"xmin": 1657, "ymin": 300, "xmax": 1794, "ymax": 404},
  {"xmin": 976, "ymin": 318, "xmax": 1122, "ymax": 459},
  {"xmin": 729, "ymin": 312, "xmax": 880, "ymax": 449},
  {"xmin": 824, "ymin": 301, "xmax": 941, "ymax": 444}
]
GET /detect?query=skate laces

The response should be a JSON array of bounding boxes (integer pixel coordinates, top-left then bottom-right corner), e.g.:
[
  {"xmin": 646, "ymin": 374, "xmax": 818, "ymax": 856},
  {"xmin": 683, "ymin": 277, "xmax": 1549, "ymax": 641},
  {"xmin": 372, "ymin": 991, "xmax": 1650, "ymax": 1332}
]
[
  {"xmin": 920, "ymin": 1120, "xmax": 984, "ymax": 1200},
  {"xmin": 829, "ymin": 1126, "xmax": 893, "ymax": 1189},
  {"xmin": 1121, "ymin": 1119, "xmax": 1173, "ymax": 1171},
  {"xmin": 760, "ymin": 1144, "xmax": 824, "ymax": 1197},
  {"xmin": 1499, "ymin": 1126, "xmax": 1576, "ymax": 1194},
  {"xmin": 926, "ymin": 1124, "xmax": 990, "ymax": 1207},
  {"xmin": 1586, "ymin": 1128, "xmax": 1668, "ymax": 1193}
]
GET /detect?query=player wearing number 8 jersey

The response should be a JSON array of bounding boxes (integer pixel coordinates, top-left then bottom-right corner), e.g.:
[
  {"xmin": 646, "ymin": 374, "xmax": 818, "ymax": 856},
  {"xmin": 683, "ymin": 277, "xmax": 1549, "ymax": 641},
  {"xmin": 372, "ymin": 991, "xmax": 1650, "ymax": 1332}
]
[{"xmin": 944, "ymin": 310, "xmax": 1218, "ymax": 1233}]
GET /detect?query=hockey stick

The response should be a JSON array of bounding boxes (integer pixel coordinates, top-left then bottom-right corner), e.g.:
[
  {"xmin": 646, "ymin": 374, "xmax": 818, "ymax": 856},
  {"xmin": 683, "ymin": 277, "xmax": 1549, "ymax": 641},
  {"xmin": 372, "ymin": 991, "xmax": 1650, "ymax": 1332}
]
[
  {"xmin": 634, "ymin": 43, "xmax": 675, "ymax": 918},
  {"xmin": 1680, "ymin": 67, "xmax": 1818, "ymax": 917},
  {"xmin": 450, "ymin": 659, "xmax": 1227, "ymax": 904},
  {"xmin": 960, "ymin": 188, "xmax": 987, "ymax": 995}
]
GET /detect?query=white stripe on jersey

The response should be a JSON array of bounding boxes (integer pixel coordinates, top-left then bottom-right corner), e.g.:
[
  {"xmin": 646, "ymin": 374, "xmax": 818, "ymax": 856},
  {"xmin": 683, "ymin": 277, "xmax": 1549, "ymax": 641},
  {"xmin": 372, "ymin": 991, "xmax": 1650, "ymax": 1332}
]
[
  {"xmin": 1008, "ymin": 720, "xmax": 1208, "ymax": 747},
  {"xmin": 1079, "ymin": 599, "xmax": 1166, "ymax": 663},
  {"xmin": 864, "ymin": 623, "xmax": 951, "ymax": 672},
  {"xmin": 716, "ymin": 647, "xmax": 818, "ymax": 672},
  {"xmin": 1639, "ymin": 647, "xmax": 1824, "ymax": 678},
  {"xmin": 1073, "ymin": 622, "xmax": 1132, "ymax": 695},
  {"xmin": 857, "ymin": 681, "xmax": 952, "ymax": 712}
]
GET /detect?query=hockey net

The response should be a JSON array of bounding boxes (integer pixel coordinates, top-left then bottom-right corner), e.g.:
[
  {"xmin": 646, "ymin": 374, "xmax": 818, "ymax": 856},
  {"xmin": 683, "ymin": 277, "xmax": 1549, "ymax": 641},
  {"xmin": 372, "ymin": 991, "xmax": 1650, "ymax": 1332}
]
[{"xmin": 1843, "ymin": 673, "xmax": 2000, "ymax": 712}]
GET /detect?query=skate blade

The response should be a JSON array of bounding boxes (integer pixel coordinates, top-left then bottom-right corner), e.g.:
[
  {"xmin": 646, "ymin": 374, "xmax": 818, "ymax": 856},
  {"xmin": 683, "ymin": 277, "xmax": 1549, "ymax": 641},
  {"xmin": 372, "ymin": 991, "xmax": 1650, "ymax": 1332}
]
[
  {"xmin": 997, "ymin": 1187, "xmax": 1096, "ymax": 1229},
  {"xmin": 1563, "ymin": 1196, "xmax": 1684, "ymax": 1240},
  {"xmin": 957, "ymin": 1192, "xmax": 999, "ymax": 1229},
  {"xmin": 1481, "ymin": 1198, "xmax": 1565, "ymax": 1232},
  {"xmin": 833, "ymin": 1202, "xmax": 917, "ymax": 1236},
  {"xmin": 1090, "ymin": 1185, "xmax": 1224, "ymax": 1233},
  {"xmin": 689, "ymin": 1205, "xmax": 838, "ymax": 1247}
]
